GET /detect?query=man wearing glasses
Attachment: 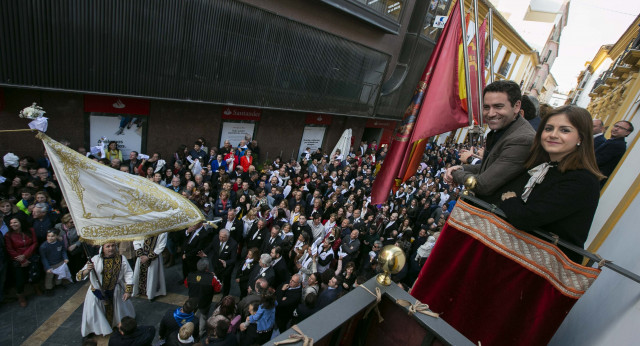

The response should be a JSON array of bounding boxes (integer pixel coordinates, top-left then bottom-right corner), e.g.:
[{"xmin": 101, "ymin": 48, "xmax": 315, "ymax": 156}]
[{"xmin": 596, "ymin": 120, "xmax": 634, "ymax": 186}]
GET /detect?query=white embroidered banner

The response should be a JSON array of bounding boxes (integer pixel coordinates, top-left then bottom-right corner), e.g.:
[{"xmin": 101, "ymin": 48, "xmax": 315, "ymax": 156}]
[{"xmin": 38, "ymin": 133, "xmax": 203, "ymax": 244}]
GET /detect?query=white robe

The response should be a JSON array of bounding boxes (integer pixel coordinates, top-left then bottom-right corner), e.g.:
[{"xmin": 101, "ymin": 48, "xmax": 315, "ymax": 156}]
[
  {"xmin": 132, "ymin": 232, "xmax": 167, "ymax": 299},
  {"xmin": 78, "ymin": 254, "xmax": 135, "ymax": 337}
]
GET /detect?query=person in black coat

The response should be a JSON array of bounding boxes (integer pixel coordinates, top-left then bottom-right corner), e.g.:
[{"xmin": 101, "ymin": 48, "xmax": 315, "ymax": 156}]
[
  {"xmin": 275, "ymin": 273, "xmax": 303, "ymax": 332},
  {"xmin": 261, "ymin": 225, "xmax": 283, "ymax": 255},
  {"xmin": 245, "ymin": 219, "xmax": 267, "ymax": 251},
  {"xmin": 221, "ymin": 209, "xmax": 244, "ymax": 245},
  {"xmin": 270, "ymin": 246, "xmax": 290, "ymax": 288},
  {"xmin": 164, "ymin": 321, "xmax": 196, "ymax": 346},
  {"xmin": 236, "ymin": 247, "xmax": 260, "ymax": 299},
  {"xmin": 159, "ymin": 298, "xmax": 200, "ymax": 342},
  {"xmin": 181, "ymin": 222, "xmax": 210, "ymax": 280},
  {"xmin": 203, "ymin": 229, "xmax": 238, "ymax": 296},
  {"xmin": 501, "ymin": 105, "xmax": 605, "ymax": 263},
  {"xmin": 291, "ymin": 215, "xmax": 313, "ymax": 241},
  {"xmin": 292, "ymin": 292, "xmax": 319, "ymax": 325},
  {"xmin": 247, "ymin": 254, "xmax": 276, "ymax": 290},
  {"xmin": 108, "ymin": 316, "xmax": 155, "ymax": 346},
  {"xmin": 595, "ymin": 120, "xmax": 632, "ymax": 184},
  {"xmin": 185, "ymin": 258, "xmax": 222, "ymax": 338},
  {"xmin": 316, "ymin": 274, "xmax": 341, "ymax": 309}
]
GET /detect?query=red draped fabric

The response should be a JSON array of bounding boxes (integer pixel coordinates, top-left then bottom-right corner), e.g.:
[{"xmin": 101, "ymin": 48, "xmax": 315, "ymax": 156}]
[{"xmin": 411, "ymin": 200, "xmax": 600, "ymax": 346}]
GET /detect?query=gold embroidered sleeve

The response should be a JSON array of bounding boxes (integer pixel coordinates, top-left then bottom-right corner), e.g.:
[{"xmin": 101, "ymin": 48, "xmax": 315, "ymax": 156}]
[
  {"xmin": 135, "ymin": 248, "xmax": 144, "ymax": 257},
  {"xmin": 147, "ymin": 251, "xmax": 158, "ymax": 260},
  {"xmin": 125, "ymin": 284, "xmax": 133, "ymax": 294},
  {"xmin": 76, "ymin": 270, "xmax": 85, "ymax": 281}
]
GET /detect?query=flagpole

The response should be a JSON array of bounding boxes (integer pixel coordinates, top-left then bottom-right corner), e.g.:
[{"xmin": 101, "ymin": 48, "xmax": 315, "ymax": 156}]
[
  {"xmin": 473, "ymin": 0, "xmax": 484, "ymax": 129},
  {"xmin": 488, "ymin": 8, "xmax": 495, "ymax": 84},
  {"xmin": 459, "ymin": 0, "xmax": 475, "ymax": 127}
]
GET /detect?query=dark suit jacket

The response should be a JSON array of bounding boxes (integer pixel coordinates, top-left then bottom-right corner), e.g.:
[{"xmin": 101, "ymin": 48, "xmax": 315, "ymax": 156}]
[
  {"xmin": 593, "ymin": 134, "xmax": 606, "ymax": 149},
  {"xmin": 204, "ymin": 237, "xmax": 238, "ymax": 278},
  {"xmin": 452, "ymin": 116, "xmax": 535, "ymax": 204},
  {"xmin": 271, "ymin": 258, "xmax": 290, "ymax": 288},
  {"xmin": 260, "ymin": 235, "xmax": 283, "ymax": 255},
  {"xmin": 222, "ymin": 218, "xmax": 244, "ymax": 244},
  {"xmin": 596, "ymin": 137, "xmax": 626, "ymax": 177},
  {"xmin": 245, "ymin": 224, "xmax": 267, "ymax": 250},
  {"xmin": 248, "ymin": 265, "xmax": 275, "ymax": 289},
  {"xmin": 317, "ymin": 287, "xmax": 340, "ymax": 309},
  {"xmin": 275, "ymin": 286, "xmax": 302, "ymax": 329},
  {"xmin": 182, "ymin": 227, "xmax": 210, "ymax": 259}
]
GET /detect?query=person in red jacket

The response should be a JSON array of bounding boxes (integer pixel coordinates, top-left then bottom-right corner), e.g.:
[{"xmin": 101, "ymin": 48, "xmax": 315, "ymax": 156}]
[
  {"xmin": 5, "ymin": 217, "xmax": 38, "ymax": 307},
  {"xmin": 240, "ymin": 149, "xmax": 254, "ymax": 172}
]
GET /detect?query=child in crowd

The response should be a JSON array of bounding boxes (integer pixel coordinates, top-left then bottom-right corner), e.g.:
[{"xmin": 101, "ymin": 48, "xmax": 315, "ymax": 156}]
[{"xmin": 39, "ymin": 229, "xmax": 71, "ymax": 294}]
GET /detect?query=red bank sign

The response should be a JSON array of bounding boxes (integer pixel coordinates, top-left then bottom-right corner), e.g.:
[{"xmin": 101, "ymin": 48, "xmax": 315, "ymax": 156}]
[
  {"xmin": 84, "ymin": 95, "xmax": 150, "ymax": 115},
  {"xmin": 221, "ymin": 106, "xmax": 262, "ymax": 120},
  {"xmin": 305, "ymin": 114, "xmax": 333, "ymax": 125}
]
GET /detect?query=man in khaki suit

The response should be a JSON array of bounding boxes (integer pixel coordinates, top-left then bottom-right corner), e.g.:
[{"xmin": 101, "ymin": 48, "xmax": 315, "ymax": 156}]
[{"xmin": 445, "ymin": 80, "xmax": 535, "ymax": 204}]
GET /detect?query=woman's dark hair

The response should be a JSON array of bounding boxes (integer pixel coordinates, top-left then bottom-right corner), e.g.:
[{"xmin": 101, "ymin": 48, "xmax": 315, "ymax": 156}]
[
  {"xmin": 301, "ymin": 232, "xmax": 310, "ymax": 244},
  {"xmin": 260, "ymin": 290, "xmax": 276, "ymax": 310},
  {"xmin": 524, "ymin": 105, "xmax": 605, "ymax": 180},
  {"xmin": 248, "ymin": 247, "xmax": 260, "ymax": 261},
  {"xmin": 218, "ymin": 295, "xmax": 237, "ymax": 318},
  {"xmin": 9, "ymin": 217, "xmax": 29, "ymax": 234}
]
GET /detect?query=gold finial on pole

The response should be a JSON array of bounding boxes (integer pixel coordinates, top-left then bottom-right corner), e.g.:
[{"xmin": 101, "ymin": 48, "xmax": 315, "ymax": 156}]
[{"xmin": 463, "ymin": 176, "xmax": 477, "ymax": 196}]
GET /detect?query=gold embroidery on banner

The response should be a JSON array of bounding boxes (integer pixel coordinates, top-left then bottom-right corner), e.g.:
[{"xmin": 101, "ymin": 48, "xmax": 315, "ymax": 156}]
[
  {"xmin": 448, "ymin": 201, "xmax": 600, "ymax": 299},
  {"xmin": 37, "ymin": 132, "xmax": 96, "ymax": 217},
  {"xmin": 37, "ymin": 133, "xmax": 203, "ymax": 244}
]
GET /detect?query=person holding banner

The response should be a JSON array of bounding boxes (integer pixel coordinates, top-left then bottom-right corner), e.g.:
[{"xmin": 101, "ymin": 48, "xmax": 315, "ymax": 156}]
[
  {"xmin": 77, "ymin": 242, "xmax": 135, "ymax": 337},
  {"xmin": 500, "ymin": 105, "xmax": 604, "ymax": 262}
]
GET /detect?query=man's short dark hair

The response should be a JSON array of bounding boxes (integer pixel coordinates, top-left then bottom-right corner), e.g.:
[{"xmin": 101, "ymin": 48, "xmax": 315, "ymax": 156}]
[
  {"xmin": 119, "ymin": 316, "xmax": 137, "ymax": 335},
  {"xmin": 483, "ymin": 80, "xmax": 522, "ymax": 107},
  {"xmin": 131, "ymin": 151, "xmax": 139, "ymax": 156},
  {"xmin": 520, "ymin": 95, "xmax": 539, "ymax": 120},
  {"xmin": 183, "ymin": 298, "xmax": 198, "ymax": 314},
  {"xmin": 618, "ymin": 120, "xmax": 634, "ymax": 133},
  {"xmin": 215, "ymin": 318, "xmax": 229, "ymax": 338}
]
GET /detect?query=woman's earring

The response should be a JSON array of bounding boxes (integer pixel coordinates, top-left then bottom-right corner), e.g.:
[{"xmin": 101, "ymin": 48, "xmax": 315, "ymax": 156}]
[{"xmin": 577, "ymin": 142, "xmax": 581, "ymax": 146}]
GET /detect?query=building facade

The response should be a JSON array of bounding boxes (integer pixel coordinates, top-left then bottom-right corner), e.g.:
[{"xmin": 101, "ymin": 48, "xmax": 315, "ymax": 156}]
[{"xmin": 0, "ymin": 0, "xmax": 459, "ymax": 160}]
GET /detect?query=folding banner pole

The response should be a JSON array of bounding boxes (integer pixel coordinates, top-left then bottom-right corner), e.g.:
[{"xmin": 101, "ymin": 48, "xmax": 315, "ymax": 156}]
[
  {"xmin": 459, "ymin": 0, "xmax": 474, "ymax": 127},
  {"xmin": 473, "ymin": 0, "xmax": 484, "ymax": 128},
  {"xmin": 488, "ymin": 8, "xmax": 495, "ymax": 84}
]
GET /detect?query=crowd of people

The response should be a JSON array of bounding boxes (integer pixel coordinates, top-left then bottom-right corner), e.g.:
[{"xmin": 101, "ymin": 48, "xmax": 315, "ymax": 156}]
[{"xmin": 0, "ymin": 80, "xmax": 632, "ymax": 345}]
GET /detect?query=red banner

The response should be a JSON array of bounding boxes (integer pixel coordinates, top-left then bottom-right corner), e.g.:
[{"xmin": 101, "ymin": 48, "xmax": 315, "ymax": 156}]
[
  {"xmin": 371, "ymin": 0, "xmax": 465, "ymax": 204},
  {"xmin": 305, "ymin": 114, "xmax": 332, "ymax": 125},
  {"xmin": 84, "ymin": 95, "xmax": 149, "ymax": 115},
  {"xmin": 412, "ymin": 200, "xmax": 599, "ymax": 346},
  {"xmin": 221, "ymin": 106, "xmax": 261, "ymax": 120}
]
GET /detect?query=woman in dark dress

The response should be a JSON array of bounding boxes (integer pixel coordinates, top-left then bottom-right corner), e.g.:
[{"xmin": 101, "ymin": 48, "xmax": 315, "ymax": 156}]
[
  {"xmin": 235, "ymin": 247, "xmax": 259, "ymax": 299},
  {"xmin": 500, "ymin": 105, "xmax": 605, "ymax": 262}
]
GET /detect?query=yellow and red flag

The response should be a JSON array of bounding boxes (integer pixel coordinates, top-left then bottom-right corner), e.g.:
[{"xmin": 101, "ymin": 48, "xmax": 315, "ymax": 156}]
[{"xmin": 371, "ymin": 1, "xmax": 487, "ymax": 204}]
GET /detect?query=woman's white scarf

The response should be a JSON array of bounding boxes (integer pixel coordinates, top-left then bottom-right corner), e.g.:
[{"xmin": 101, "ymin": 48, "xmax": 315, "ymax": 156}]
[
  {"xmin": 242, "ymin": 258, "xmax": 254, "ymax": 271},
  {"xmin": 521, "ymin": 162, "xmax": 553, "ymax": 202}
]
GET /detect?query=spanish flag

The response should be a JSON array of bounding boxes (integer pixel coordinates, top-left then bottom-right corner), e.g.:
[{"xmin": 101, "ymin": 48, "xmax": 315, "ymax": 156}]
[{"xmin": 372, "ymin": 0, "xmax": 487, "ymax": 204}]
